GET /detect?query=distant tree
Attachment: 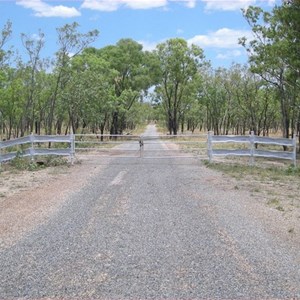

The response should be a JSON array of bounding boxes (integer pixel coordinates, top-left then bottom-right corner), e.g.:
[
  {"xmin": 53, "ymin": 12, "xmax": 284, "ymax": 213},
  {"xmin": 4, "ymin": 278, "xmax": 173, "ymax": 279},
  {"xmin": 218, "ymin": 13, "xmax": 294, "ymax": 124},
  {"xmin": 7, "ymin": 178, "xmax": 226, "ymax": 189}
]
[
  {"xmin": 62, "ymin": 49, "xmax": 117, "ymax": 135},
  {"xmin": 154, "ymin": 38, "xmax": 205, "ymax": 135},
  {"xmin": 226, "ymin": 64, "xmax": 280, "ymax": 136},
  {"xmin": 0, "ymin": 68, "xmax": 24, "ymax": 139},
  {"xmin": 0, "ymin": 20, "xmax": 15, "ymax": 138},
  {"xmin": 46, "ymin": 22, "xmax": 99, "ymax": 135},
  {"xmin": 19, "ymin": 30, "xmax": 46, "ymax": 135},
  {"xmin": 97, "ymin": 39, "xmax": 155, "ymax": 135}
]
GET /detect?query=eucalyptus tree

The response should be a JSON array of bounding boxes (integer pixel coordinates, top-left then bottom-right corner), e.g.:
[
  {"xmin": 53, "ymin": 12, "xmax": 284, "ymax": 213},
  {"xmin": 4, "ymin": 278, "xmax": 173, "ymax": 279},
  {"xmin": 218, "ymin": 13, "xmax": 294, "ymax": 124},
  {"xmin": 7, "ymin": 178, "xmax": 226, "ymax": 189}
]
[
  {"xmin": 18, "ymin": 30, "xmax": 46, "ymax": 135},
  {"xmin": 179, "ymin": 68, "xmax": 206, "ymax": 133},
  {"xmin": 154, "ymin": 38, "xmax": 205, "ymax": 135},
  {"xmin": 0, "ymin": 67, "xmax": 24, "ymax": 139},
  {"xmin": 0, "ymin": 20, "xmax": 12, "ymax": 67},
  {"xmin": 97, "ymin": 39, "xmax": 155, "ymax": 135},
  {"xmin": 0, "ymin": 21, "xmax": 12, "ymax": 136},
  {"xmin": 61, "ymin": 49, "xmax": 117, "ymax": 135},
  {"xmin": 185, "ymin": 96, "xmax": 206, "ymax": 133},
  {"xmin": 46, "ymin": 22, "xmax": 99, "ymax": 135},
  {"xmin": 201, "ymin": 67, "xmax": 229, "ymax": 135},
  {"xmin": 240, "ymin": 2, "xmax": 300, "ymax": 139},
  {"xmin": 224, "ymin": 64, "xmax": 280, "ymax": 136}
]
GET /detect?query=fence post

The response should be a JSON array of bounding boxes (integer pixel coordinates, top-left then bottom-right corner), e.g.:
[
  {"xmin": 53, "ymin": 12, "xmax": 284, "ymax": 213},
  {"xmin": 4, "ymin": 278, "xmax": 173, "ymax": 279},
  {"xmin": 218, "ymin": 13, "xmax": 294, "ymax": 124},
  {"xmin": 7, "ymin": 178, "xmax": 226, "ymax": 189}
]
[
  {"xmin": 0, "ymin": 140, "xmax": 2, "ymax": 169},
  {"xmin": 70, "ymin": 133, "xmax": 75, "ymax": 165},
  {"xmin": 207, "ymin": 131, "xmax": 212, "ymax": 162},
  {"xmin": 249, "ymin": 131, "xmax": 255, "ymax": 166},
  {"xmin": 30, "ymin": 132, "xmax": 35, "ymax": 161},
  {"xmin": 292, "ymin": 135, "xmax": 297, "ymax": 167}
]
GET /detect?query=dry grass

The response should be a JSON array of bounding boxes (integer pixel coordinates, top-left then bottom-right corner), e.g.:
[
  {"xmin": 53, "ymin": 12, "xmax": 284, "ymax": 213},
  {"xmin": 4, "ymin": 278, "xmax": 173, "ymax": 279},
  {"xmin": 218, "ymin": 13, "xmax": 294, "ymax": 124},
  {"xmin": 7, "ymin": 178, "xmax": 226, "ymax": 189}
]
[{"xmin": 204, "ymin": 159, "xmax": 300, "ymax": 236}]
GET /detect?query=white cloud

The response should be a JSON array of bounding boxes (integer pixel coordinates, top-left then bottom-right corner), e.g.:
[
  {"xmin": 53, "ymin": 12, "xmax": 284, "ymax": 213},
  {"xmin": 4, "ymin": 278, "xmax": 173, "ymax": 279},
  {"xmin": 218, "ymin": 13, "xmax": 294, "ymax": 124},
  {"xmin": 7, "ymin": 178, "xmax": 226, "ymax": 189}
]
[
  {"xmin": 138, "ymin": 40, "xmax": 160, "ymax": 51},
  {"xmin": 202, "ymin": 0, "xmax": 254, "ymax": 11},
  {"xmin": 81, "ymin": 0, "xmax": 196, "ymax": 11},
  {"xmin": 16, "ymin": 0, "xmax": 81, "ymax": 17},
  {"xmin": 175, "ymin": 0, "xmax": 197, "ymax": 8},
  {"xmin": 216, "ymin": 49, "xmax": 243, "ymax": 59},
  {"xmin": 81, "ymin": 0, "xmax": 167, "ymax": 11},
  {"xmin": 202, "ymin": 0, "xmax": 276, "ymax": 11},
  {"xmin": 125, "ymin": 0, "xmax": 168, "ymax": 9},
  {"xmin": 81, "ymin": 0, "xmax": 120, "ymax": 11},
  {"xmin": 188, "ymin": 28, "xmax": 252, "ymax": 49},
  {"xmin": 139, "ymin": 28, "xmax": 251, "ymax": 54}
]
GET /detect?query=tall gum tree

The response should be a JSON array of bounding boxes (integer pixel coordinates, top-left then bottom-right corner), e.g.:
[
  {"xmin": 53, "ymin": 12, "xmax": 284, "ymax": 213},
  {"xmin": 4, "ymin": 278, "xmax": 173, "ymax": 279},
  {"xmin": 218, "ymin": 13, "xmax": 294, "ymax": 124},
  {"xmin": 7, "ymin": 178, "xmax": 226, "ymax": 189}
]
[
  {"xmin": 62, "ymin": 49, "xmax": 117, "ymax": 135},
  {"xmin": 47, "ymin": 22, "xmax": 99, "ymax": 135},
  {"xmin": 223, "ymin": 64, "xmax": 278, "ymax": 136},
  {"xmin": 0, "ymin": 68, "xmax": 24, "ymax": 139},
  {"xmin": 0, "ymin": 20, "xmax": 14, "ymax": 138},
  {"xmin": 240, "ymin": 2, "xmax": 300, "ymax": 141},
  {"xmin": 97, "ymin": 39, "xmax": 155, "ymax": 135},
  {"xmin": 0, "ymin": 20, "xmax": 12, "ymax": 67},
  {"xmin": 19, "ymin": 30, "xmax": 45, "ymax": 135},
  {"xmin": 154, "ymin": 38, "xmax": 205, "ymax": 135}
]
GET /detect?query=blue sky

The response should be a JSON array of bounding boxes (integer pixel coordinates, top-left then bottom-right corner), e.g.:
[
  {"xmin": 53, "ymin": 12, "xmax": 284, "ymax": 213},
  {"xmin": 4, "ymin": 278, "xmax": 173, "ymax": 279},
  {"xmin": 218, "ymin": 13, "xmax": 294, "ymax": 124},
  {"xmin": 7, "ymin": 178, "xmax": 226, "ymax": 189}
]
[{"xmin": 1, "ymin": 0, "xmax": 281, "ymax": 68}]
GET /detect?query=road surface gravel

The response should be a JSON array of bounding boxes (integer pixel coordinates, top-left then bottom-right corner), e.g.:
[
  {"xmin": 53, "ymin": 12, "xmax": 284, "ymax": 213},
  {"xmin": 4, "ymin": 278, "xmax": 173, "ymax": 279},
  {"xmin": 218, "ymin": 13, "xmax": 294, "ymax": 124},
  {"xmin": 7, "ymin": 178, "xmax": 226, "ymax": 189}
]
[{"xmin": 0, "ymin": 125, "xmax": 299, "ymax": 299}]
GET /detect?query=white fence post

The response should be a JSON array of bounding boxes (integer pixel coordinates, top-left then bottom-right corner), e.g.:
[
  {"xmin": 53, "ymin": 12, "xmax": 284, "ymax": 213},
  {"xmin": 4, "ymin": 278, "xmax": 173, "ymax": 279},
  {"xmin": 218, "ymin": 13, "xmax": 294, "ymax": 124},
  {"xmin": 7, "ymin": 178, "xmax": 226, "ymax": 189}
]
[
  {"xmin": 30, "ymin": 132, "xmax": 35, "ymax": 161},
  {"xmin": 70, "ymin": 133, "xmax": 75, "ymax": 164},
  {"xmin": 0, "ymin": 141, "xmax": 2, "ymax": 168},
  {"xmin": 293, "ymin": 135, "xmax": 297, "ymax": 167},
  {"xmin": 249, "ymin": 131, "xmax": 255, "ymax": 166},
  {"xmin": 207, "ymin": 131, "xmax": 212, "ymax": 162}
]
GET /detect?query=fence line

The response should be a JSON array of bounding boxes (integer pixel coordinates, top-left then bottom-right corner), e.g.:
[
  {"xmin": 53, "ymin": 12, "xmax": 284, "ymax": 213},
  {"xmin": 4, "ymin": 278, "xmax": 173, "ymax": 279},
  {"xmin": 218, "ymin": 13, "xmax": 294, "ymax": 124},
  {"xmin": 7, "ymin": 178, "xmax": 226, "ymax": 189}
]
[
  {"xmin": 0, "ymin": 133, "xmax": 75, "ymax": 163},
  {"xmin": 208, "ymin": 131, "xmax": 297, "ymax": 167},
  {"xmin": 0, "ymin": 132, "xmax": 297, "ymax": 167}
]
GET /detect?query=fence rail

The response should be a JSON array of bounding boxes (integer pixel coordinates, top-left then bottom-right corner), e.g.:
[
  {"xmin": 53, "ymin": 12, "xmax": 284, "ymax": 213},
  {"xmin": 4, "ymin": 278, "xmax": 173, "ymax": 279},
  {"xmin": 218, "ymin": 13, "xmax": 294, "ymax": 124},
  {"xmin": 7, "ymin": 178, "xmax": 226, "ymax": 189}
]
[
  {"xmin": 0, "ymin": 133, "xmax": 75, "ymax": 163},
  {"xmin": 208, "ymin": 131, "xmax": 297, "ymax": 166},
  {"xmin": 0, "ymin": 132, "xmax": 297, "ymax": 166}
]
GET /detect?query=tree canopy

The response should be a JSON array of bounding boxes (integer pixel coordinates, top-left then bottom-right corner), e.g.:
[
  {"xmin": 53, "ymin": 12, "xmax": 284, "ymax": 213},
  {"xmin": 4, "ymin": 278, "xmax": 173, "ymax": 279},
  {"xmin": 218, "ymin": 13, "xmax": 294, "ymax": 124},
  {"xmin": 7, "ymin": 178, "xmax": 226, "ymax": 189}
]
[
  {"xmin": 1, "ymin": 2, "xmax": 300, "ymax": 145},
  {"xmin": 240, "ymin": 1, "xmax": 300, "ymax": 138}
]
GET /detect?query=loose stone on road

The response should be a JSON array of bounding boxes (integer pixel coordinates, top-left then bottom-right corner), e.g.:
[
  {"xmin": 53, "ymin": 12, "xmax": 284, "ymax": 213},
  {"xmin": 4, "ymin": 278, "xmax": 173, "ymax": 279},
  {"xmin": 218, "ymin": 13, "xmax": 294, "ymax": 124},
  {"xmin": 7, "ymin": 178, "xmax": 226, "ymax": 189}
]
[{"xmin": 0, "ymin": 125, "xmax": 299, "ymax": 299}]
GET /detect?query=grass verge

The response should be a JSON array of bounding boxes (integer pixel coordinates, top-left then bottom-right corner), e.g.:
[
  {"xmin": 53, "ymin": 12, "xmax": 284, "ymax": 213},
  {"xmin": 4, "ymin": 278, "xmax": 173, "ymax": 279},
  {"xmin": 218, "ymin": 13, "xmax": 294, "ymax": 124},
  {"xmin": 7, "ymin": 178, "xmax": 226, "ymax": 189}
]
[{"xmin": 1, "ymin": 155, "xmax": 70, "ymax": 173}]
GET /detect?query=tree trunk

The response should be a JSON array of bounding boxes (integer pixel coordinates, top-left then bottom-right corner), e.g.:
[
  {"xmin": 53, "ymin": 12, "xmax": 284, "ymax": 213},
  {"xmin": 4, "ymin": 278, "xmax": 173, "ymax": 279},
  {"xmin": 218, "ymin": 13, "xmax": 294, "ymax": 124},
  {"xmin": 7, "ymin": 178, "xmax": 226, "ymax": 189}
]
[
  {"xmin": 110, "ymin": 111, "xmax": 119, "ymax": 137},
  {"xmin": 172, "ymin": 108, "xmax": 178, "ymax": 135},
  {"xmin": 100, "ymin": 126, "xmax": 105, "ymax": 142}
]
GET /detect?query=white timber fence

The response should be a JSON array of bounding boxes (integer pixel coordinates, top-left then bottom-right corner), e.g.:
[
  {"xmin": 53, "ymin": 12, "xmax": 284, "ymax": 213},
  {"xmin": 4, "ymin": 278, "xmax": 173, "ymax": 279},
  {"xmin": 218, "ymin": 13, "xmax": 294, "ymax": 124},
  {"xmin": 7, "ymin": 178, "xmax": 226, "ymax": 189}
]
[
  {"xmin": 0, "ymin": 132, "xmax": 297, "ymax": 167},
  {"xmin": 207, "ymin": 131, "xmax": 297, "ymax": 167},
  {"xmin": 0, "ymin": 133, "xmax": 75, "ymax": 164}
]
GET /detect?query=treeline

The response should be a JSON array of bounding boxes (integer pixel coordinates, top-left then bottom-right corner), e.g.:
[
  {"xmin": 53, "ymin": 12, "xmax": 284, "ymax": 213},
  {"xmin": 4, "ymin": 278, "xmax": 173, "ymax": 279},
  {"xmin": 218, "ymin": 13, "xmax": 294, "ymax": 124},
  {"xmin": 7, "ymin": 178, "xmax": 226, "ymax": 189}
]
[
  {"xmin": 0, "ymin": 22, "xmax": 155, "ymax": 139},
  {"xmin": 0, "ymin": 1, "xmax": 299, "ymax": 142}
]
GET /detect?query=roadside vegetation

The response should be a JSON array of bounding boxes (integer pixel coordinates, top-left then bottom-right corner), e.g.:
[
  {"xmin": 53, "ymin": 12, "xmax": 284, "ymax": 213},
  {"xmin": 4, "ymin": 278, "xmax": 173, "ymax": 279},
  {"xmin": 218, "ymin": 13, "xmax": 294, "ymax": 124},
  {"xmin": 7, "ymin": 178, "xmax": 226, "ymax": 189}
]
[
  {"xmin": 204, "ymin": 159, "xmax": 300, "ymax": 178},
  {"xmin": 0, "ymin": 1, "xmax": 299, "ymax": 153},
  {"xmin": 0, "ymin": 155, "xmax": 70, "ymax": 172},
  {"xmin": 204, "ymin": 159, "xmax": 300, "ymax": 223}
]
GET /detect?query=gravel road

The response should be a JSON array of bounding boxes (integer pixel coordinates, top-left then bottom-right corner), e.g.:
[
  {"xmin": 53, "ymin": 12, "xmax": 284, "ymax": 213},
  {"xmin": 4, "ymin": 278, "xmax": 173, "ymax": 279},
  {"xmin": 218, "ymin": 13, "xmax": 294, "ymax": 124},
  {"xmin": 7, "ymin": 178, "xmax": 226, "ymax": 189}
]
[{"xmin": 0, "ymin": 125, "xmax": 299, "ymax": 299}]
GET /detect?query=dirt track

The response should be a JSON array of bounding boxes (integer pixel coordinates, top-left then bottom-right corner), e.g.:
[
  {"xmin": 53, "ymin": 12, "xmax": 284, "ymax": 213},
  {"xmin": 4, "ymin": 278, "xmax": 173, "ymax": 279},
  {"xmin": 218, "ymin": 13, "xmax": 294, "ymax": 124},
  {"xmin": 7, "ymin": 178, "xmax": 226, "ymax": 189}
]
[{"xmin": 0, "ymin": 125, "xmax": 299, "ymax": 298}]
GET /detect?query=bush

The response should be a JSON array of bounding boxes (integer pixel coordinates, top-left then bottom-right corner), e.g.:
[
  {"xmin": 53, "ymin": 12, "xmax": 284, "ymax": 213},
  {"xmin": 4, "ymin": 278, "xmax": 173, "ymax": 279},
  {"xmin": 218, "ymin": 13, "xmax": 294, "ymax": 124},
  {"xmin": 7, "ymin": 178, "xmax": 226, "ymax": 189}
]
[
  {"xmin": 7, "ymin": 155, "xmax": 69, "ymax": 171},
  {"xmin": 44, "ymin": 156, "xmax": 69, "ymax": 167},
  {"xmin": 285, "ymin": 165, "xmax": 300, "ymax": 176},
  {"xmin": 9, "ymin": 157, "xmax": 41, "ymax": 171}
]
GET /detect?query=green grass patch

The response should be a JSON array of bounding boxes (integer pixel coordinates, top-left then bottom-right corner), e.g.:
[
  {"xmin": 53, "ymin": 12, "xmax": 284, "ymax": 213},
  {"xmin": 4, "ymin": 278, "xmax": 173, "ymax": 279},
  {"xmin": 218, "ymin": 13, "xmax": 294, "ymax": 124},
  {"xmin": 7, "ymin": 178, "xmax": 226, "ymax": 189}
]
[
  {"xmin": 204, "ymin": 160, "xmax": 300, "ymax": 180},
  {"xmin": 1, "ymin": 155, "xmax": 69, "ymax": 172}
]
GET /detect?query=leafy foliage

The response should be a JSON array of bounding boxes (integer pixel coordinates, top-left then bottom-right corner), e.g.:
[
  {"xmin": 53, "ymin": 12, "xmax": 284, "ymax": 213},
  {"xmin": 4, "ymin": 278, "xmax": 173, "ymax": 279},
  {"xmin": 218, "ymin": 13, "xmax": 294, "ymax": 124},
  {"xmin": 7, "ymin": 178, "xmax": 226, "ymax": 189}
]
[
  {"xmin": 240, "ymin": 1, "xmax": 300, "ymax": 139},
  {"xmin": 0, "ymin": 3, "xmax": 300, "ymax": 144}
]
